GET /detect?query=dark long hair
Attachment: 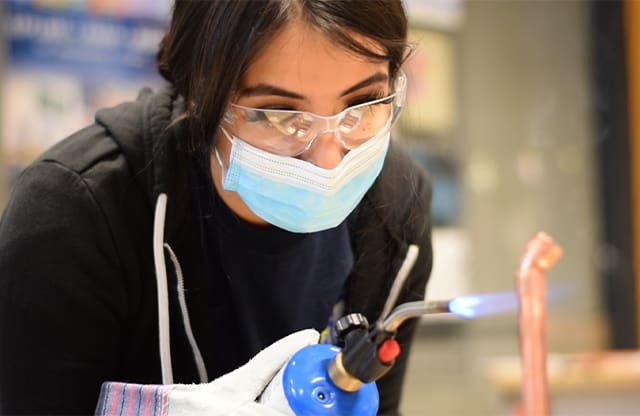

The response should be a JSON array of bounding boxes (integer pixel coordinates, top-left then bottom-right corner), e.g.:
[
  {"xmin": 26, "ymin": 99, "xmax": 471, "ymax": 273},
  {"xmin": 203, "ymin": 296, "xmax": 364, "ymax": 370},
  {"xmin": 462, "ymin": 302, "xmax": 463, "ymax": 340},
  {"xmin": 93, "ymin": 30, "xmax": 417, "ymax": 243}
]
[{"xmin": 157, "ymin": 0, "xmax": 410, "ymax": 152}]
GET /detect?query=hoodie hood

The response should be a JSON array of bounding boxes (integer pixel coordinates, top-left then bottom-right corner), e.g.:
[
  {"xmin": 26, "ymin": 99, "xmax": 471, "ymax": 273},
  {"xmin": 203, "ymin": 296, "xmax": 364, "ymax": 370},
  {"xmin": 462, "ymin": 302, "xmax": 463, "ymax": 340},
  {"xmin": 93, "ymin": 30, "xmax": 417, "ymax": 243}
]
[{"xmin": 94, "ymin": 86, "xmax": 193, "ymax": 243}]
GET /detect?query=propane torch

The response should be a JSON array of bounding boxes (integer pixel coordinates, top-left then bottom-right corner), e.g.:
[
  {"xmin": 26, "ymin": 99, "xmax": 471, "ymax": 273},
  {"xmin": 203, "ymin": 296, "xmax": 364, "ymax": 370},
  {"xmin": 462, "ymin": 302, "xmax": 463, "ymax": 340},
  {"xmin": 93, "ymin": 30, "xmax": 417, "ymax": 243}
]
[{"xmin": 262, "ymin": 244, "xmax": 460, "ymax": 415}]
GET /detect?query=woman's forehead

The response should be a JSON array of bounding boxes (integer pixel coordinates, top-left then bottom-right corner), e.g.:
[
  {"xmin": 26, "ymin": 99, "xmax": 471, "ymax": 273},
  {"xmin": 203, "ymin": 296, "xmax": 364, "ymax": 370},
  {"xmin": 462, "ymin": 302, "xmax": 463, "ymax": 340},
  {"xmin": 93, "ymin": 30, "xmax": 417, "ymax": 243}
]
[{"xmin": 240, "ymin": 18, "xmax": 389, "ymax": 99}]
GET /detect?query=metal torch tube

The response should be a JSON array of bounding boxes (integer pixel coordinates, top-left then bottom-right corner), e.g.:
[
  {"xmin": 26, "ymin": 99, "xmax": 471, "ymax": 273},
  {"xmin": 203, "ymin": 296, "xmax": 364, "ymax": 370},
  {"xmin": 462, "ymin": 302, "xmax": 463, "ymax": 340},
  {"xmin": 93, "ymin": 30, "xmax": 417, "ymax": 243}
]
[{"xmin": 381, "ymin": 300, "xmax": 451, "ymax": 333}]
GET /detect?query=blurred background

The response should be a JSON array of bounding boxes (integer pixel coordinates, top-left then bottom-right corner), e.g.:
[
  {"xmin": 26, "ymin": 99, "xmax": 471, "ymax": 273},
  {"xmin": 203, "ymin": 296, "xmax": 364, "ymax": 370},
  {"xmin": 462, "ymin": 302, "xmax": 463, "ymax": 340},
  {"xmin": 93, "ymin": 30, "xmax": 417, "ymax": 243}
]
[{"xmin": 0, "ymin": 0, "xmax": 639, "ymax": 415}]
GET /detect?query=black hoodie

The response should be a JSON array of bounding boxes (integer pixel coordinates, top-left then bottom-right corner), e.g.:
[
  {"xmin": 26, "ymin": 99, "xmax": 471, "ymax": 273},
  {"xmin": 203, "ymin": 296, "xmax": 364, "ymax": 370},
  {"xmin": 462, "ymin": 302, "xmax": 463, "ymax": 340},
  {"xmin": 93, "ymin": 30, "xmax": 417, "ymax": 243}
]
[{"xmin": 0, "ymin": 87, "xmax": 432, "ymax": 415}]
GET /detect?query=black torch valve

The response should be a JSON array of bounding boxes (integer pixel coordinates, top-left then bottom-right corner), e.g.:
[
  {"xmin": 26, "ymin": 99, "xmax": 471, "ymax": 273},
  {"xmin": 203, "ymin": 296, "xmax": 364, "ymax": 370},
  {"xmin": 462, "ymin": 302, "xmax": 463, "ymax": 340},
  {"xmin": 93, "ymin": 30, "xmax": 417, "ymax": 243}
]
[{"xmin": 328, "ymin": 313, "xmax": 401, "ymax": 391}]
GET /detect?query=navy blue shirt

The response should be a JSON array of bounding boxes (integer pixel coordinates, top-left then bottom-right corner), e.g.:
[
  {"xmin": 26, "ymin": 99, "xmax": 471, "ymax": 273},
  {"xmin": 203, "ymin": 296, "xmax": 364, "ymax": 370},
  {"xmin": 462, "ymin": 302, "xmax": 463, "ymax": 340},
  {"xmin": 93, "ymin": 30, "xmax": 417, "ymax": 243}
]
[{"xmin": 193, "ymin": 162, "xmax": 354, "ymax": 378}]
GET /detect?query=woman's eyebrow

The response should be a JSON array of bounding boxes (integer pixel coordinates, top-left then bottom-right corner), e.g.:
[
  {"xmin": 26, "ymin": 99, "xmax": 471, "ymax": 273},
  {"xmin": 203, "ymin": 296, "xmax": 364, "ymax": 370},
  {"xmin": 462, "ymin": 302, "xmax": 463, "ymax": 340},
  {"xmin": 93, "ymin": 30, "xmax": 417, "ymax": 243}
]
[
  {"xmin": 238, "ymin": 72, "xmax": 389, "ymax": 99},
  {"xmin": 238, "ymin": 84, "xmax": 304, "ymax": 99},
  {"xmin": 339, "ymin": 72, "xmax": 389, "ymax": 97}
]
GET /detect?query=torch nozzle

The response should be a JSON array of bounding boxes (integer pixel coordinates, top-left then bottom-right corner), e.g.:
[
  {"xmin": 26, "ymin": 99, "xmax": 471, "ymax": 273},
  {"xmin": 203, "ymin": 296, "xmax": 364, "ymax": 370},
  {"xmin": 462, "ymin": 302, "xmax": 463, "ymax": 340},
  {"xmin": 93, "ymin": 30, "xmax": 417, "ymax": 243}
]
[{"xmin": 380, "ymin": 300, "xmax": 451, "ymax": 332}]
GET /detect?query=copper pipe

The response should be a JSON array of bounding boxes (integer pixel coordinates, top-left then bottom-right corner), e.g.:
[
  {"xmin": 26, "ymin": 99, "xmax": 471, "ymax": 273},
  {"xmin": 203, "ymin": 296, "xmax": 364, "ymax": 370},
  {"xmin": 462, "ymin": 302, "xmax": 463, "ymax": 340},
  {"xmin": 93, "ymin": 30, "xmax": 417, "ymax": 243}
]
[{"xmin": 516, "ymin": 232, "xmax": 562, "ymax": 416}]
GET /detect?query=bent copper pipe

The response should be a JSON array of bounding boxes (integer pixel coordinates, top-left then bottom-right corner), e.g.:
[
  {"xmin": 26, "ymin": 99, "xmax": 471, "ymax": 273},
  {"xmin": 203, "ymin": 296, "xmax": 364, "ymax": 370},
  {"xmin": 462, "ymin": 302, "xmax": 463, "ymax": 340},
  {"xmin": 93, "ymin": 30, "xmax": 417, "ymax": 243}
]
[{"xmin": 516, "ymin": 232, "xmax": 562, "ymax": 416}]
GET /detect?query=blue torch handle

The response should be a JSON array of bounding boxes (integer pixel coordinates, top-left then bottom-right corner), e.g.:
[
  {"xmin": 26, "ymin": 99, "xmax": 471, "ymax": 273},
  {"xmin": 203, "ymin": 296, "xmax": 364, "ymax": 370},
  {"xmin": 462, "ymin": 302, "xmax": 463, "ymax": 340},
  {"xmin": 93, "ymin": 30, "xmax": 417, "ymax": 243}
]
[{"xmin": 282, "ymin": 344, "xmax": 379, "ymax": 416}]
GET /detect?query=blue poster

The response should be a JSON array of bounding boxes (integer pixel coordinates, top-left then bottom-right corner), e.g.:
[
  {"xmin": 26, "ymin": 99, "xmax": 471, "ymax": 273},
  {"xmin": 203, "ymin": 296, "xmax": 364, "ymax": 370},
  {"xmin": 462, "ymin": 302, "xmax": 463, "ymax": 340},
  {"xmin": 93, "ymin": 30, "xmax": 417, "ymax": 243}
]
[
  {"xmin": 5, "ymin": 0, "xmax": 168, "ymax": 80},
  {"xmin": 1, "ymin": 1, "xmax": 170, "ymax": 180}
]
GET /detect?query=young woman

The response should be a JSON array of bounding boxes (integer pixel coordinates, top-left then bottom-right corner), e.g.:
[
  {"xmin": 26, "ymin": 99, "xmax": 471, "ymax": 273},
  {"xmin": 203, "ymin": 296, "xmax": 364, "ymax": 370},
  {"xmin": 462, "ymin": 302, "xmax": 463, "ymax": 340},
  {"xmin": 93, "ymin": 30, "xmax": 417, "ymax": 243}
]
[{"xmin": 0, "ymin": 1, "xmax": 432, "ymax": 414}]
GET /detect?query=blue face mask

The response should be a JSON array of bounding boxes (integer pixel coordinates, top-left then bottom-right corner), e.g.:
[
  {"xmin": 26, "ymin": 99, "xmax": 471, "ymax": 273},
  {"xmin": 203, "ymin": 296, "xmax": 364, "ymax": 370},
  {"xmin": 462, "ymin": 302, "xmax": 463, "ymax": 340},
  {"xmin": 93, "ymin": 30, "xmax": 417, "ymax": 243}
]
[{"xmin": 215, "ymin": 125, "xmax": 391, "ymax": 233}]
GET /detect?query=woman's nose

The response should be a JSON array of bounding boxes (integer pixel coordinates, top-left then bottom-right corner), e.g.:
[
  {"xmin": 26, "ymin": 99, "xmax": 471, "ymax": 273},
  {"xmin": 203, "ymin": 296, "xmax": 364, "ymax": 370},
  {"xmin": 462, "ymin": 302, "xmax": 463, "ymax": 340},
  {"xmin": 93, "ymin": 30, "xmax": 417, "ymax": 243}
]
[{"xmin": 300, "ymin": 132, "xmax": 345, "ymax": 169}]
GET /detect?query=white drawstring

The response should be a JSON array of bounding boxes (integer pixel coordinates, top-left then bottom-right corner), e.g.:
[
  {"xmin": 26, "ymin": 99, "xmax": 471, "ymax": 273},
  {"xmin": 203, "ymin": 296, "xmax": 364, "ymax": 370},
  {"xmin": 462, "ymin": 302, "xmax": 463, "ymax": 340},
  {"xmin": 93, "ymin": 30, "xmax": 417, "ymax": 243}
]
[
  {"xmin": 153, "ymin": 193, "xmax": 173, "ymax": 384},
  {"xmin": 164, "ymin": 243, "xmax": 209, "ymax": 383},
  {"xmin": 377, "ymin": 244, "xmax": 420, "ymax": 325}
]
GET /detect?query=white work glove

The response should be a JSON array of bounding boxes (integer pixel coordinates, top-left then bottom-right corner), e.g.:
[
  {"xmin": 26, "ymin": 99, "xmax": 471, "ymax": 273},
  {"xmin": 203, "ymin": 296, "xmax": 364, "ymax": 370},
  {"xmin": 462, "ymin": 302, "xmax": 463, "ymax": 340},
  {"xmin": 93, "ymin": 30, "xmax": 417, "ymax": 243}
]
[{"xmin": 95, "ymin": 329, "xmax": 319, "ymax": 416}]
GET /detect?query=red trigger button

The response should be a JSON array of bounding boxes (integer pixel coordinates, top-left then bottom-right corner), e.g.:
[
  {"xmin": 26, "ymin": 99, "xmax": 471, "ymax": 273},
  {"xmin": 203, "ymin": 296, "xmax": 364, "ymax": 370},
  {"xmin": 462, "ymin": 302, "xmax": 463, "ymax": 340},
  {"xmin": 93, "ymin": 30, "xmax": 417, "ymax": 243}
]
[{"xmin": 377, "ymin": 338, "xmax": 401, "ymax": 364}]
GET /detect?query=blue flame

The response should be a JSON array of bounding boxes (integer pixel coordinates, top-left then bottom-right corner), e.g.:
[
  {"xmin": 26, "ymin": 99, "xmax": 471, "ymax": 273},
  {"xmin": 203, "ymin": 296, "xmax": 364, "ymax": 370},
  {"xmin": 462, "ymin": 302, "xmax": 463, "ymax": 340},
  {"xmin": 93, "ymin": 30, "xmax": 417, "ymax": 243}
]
[
  {"xmin": 448, "ymin": 296, "xmax": 482, "ymax": 318},
  {"xmin": 448, "ymin": 291, "xmax": 519, "ymax": 319},
  {"xmin": 447, "ymin": 283, "xmax": 574, "ymax": 319}
]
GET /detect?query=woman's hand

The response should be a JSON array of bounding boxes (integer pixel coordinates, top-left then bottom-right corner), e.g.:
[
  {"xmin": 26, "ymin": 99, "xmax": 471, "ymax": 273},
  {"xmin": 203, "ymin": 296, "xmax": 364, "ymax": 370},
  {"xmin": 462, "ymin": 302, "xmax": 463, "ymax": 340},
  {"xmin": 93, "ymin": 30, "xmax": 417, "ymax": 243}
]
[{"xmin": 95, "ymin": 329, "xmax": 319, "ymax": 416}]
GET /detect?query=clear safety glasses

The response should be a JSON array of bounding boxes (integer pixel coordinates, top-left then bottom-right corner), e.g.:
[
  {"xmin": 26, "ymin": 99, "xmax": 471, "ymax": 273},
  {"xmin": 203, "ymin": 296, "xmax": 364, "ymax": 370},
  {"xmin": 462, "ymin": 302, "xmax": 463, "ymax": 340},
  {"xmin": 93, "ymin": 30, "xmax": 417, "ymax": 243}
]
[{"xmin": 222, "ymin": 71, "xmax": 407, "ymax": 156}]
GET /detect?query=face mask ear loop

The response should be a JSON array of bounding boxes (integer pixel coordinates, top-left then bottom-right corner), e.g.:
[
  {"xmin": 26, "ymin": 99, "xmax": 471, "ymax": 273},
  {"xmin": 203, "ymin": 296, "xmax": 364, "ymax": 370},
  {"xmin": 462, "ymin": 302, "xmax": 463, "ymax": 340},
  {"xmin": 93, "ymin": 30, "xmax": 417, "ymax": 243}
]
[
  {"xmin": 214, "ymin": 147, "xmax": 226, "ymax": 173},
  {"xmin": 214, "ymin": 127, "xmax": 235, "ymax": 177}
]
